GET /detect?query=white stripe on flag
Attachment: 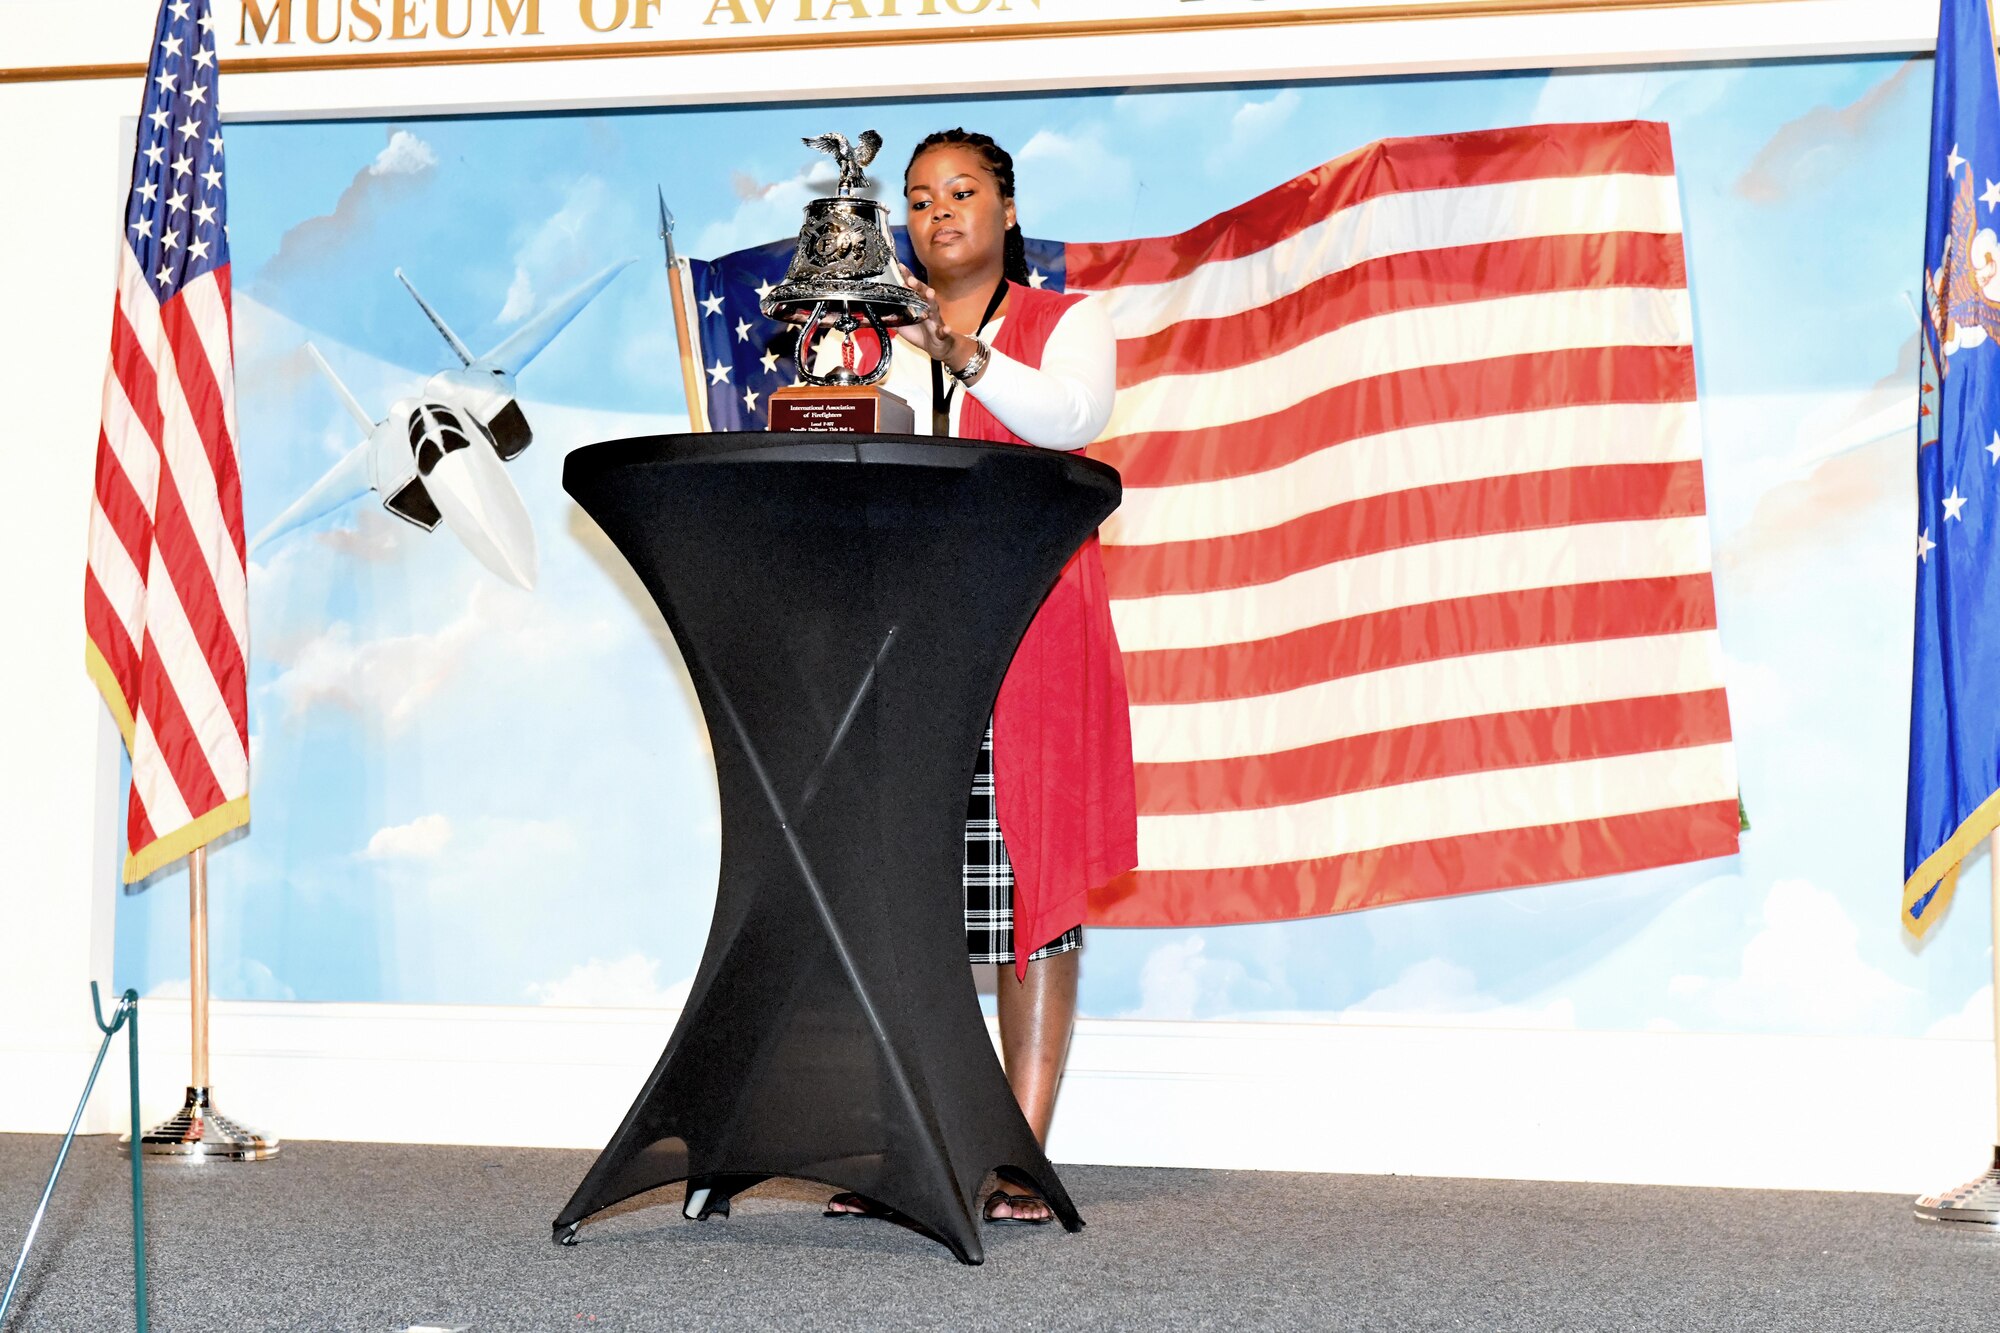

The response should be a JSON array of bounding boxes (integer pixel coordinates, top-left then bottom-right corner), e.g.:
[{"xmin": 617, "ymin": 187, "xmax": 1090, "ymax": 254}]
[
  {"xmin": 1081, "ymin": 174, "xmax": 1685, "ymax": 338},
  {"xmin": 1135, "ymin": 742, "xmax": 1738, "ymax": 870},
  {"xmin": 118, "ymin": 268, "xmax": 248, "ymax": 656},
  {"xmin": 86, "ymin": 501, "xmax": 149, "ymax": 647},
  {"xmin": 129, "ymin": 709, "xmax": 194, "ymax": 838},
  {"xmin": 1103, "ymin": 287, "xmax": 1694, "ymax": 440},
  {"xmin": 99, "ymin": 266, "xmax": 164, "ymax": 511},
  {"xmin": 179, "ymin": 272, "xmax": 239, "ymax": 460},
  {"xmin": 1110, "ymin": 516, "xmax": 1714, "ymax": 652},
  {"xmin": 1130, "ymin": 630, "xmax": 1725, "ymax": 765},
  {"xmin": 1105, "ymin": 400, "xmax": 1703, "ymax": 547},
  {"xmin": 142, "ymin": 553, "xmax": 242, "ymax": 797}
]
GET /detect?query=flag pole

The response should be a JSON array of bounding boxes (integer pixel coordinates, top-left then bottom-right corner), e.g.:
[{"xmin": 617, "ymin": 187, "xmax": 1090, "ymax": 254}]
[
  {"xmin": 1912, "ymin": 831, "xmax": 2000, "ymax": 1225},
  {"xmin": 659, "ymin": 188, "xmax": 711, "ymax": 433},
  {"xmin": 190, "ymin": 845, "xmax": 207, "ymax": 1090},
  {"xmin": 133, "ymin": 847, "xmax": 279, "ymax": 1161}
]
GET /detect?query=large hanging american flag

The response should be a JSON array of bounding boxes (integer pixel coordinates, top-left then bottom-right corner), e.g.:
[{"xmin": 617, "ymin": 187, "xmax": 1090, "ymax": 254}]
[
  {"xmin": 83, "ymin": 0, "xmax": 249, "ymax": 884},
  {"xmin": 684, "ymin": 119, "xmax": 1738, "ymax": 927}
]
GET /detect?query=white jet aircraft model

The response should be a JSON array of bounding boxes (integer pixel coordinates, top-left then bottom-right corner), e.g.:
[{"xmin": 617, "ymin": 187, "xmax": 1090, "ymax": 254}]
[{"xmin": 252, "ymin": 259, "xmax": 633, "ymax": 590}]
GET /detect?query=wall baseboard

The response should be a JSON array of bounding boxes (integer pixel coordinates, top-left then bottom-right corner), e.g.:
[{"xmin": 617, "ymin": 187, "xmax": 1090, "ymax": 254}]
[{"xmin": 2, "ymin": 1000, "xmax": 1989, "ymax": 1197}]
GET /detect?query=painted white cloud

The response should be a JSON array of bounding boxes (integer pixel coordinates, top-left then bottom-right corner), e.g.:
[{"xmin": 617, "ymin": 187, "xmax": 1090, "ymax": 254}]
[
  {"xmin": 272, "ymin": 618, "xmax": 468, "ymax": 735},
  {"xmin": 374, "ymin": 815, "xmax": 578, "ymax": 898},
  {"xmin": 1334, "ymin": 957, "xmax": 1578, "ymax": 1029},
  {"xmin": 1208, "ymin": 90, "xmax": 1299, "ymax": 172},
  {"xmin": 266, "ymin": 577, "xmax": 621, "ymax": 736},
  {"xmin": 495, "ymin": 174, "xmax": 609, "ymax": 326},
  {"xmin": 1927, "ymin": 985, "xmax": 1994, "ymax": 1040},
  {"xmin": 691, "ymin": 158, "xmax": 845, "ymax": 260},
  {"xmin": 1527, "ymin": 69, "xmax": 1657, "ymax": 127},
  {"xmin": 147, "ymin": 958, "xmax": 295, "ymax": 1002},
  {"xmin": 259, "ymin": 130, "xmax": 439, "ymax": 283},
  {"xmin": 1719, "ymin": 650, "xmax": 1796, "ymax": 733},
  {"xmin": 1667, "ymin": 878, "xmax": 1916, "ymax": 1032},
  {"xmin": 1120, "ymin": 935, "xmax": 1248, "ymax": 1020},
  {"xmin": 527, "ymin": 953, "xmax": 694, "ymax": 1009},
  {"xmin": 365, "ymin": 813, "xmax": 452, "ymax": 860},
  {"xmin": 1111, "ymin": 87, "xmax": 1201, "ymax": 129},
  {"xmin": 1016, "ymin": 127, "xmax": 1139, "ymax": 233},
  {"xmin": 370, "ymin": 129, "xmax": 437, "ymax": 177},
  {"xmin": 497, "ymin": 266, "xmax": 536, "ymax": 324}
]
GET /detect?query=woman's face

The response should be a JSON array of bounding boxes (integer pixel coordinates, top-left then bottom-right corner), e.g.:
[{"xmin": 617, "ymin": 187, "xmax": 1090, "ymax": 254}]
[{"xmin": 904, "ymin": 145, "xmax": 1016, "ymax": 281}]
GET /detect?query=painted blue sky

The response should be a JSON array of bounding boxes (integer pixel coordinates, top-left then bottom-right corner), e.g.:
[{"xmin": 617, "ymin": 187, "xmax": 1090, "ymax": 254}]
[{"xmin": 115, "ymin": 55, "xmax": 1997, "ymax": 1040}]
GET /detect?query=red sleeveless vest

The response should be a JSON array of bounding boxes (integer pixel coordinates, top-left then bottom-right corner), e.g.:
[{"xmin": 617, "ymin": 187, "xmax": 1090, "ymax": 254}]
[{"xmin": 958, "ymin": 285, "xmax": 1139, "ymax": 976}]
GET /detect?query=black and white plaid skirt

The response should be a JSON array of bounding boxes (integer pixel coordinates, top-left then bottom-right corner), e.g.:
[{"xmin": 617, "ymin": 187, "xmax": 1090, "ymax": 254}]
[{"xmin": 965, "ymin": 723, "xmax": 1083, "ymax": 965}]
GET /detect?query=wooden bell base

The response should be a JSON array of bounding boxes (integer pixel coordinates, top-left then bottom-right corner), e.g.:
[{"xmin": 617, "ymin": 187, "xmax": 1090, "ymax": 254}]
[{"xmin": 768, "ymin": 383, "xmax": 915, "ymax": 434}]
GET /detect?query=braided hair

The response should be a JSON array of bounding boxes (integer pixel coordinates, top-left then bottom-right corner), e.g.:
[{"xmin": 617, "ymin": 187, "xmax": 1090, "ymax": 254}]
[{"xmin": 905, "ymin": 128, "xmax": 1031, "ymax": 287}]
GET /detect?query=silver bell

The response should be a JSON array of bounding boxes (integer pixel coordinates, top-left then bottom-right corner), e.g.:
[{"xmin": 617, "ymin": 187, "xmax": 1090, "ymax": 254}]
[{"xmin": 761, "ymin": 130, "xmax": 932, "ymax": 387}]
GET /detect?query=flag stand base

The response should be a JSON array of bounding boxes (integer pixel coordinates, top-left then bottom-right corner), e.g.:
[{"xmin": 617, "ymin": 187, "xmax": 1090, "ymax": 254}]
[
  {"xmin": 1914, "ymin": 1146, "xmax": 2000, "ymax": 1229},
  {"xmin": 125, "ymin": 1086, "xmax": 279, "ymax": 1161}
]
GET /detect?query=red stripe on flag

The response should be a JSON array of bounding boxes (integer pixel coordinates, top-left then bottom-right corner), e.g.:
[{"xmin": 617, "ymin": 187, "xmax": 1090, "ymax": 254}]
[
  {"xmin": 84, "ymin": 569, "xmax": 142, "ymax": 709},
  {"xmin": 110, "ymin": 301, "xmax": 168, "ymax": 450},
  {"xmin": 136, "ymin": 630, "xmax": 228, "ymax": 820},
  {"xmin": 93, "ymin": 428, "xmax": 154, "ymax": 576},
  {"xmin": 161, "ymin": 277, "xmax": 247, "ymax": 565},
  {"xmin": 126, "ymin": 781, "xmax": 158, "ymax": 863},
  {"xmin": 1095, "ymin": 345, "xmax": 1697, "ymax": 488},
  {"xmin": 1104, "ymin": 462, "xmax": 1710, "ymax": 600},
  {"xmin": 216, "ymin": 265, "xmax": 235, "ymax": 344},
  {"xmin": 1068, "ymin": 121, "xmax": 1675, "ymax": 290},
  {"xmin": 149, "ymin": 466, "xmax": 249, "ymax": 746},
  {"xmin": 1136, "ymin": 689, "xmax": 1735, "ymax": 816},
  {"xmin": 1088, "ymin": 798, "xmax": 1741, "ymax": 927},
  {"xmin": 1116, "ymin": 231, "xmax": 1688, "ymax": 389},
  {"xmin": 1121, "ymin": 574, "xmax": 1720, "ymax": 706}
]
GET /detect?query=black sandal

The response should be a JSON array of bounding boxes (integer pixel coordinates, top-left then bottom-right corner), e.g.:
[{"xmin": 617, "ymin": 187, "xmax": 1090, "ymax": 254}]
[{"xmin": 982, "ymin": 1189, "xmax": 1053, "ymax": 1226}]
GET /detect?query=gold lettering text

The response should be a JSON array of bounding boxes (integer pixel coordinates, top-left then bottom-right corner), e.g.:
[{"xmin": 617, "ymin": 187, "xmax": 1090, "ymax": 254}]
[
  {"xmin": 486, "ymin": 0, "xmax": 543, "ymax": 35},
  {"xmin": 821, "ymin": 0, "xmax": 869, "ymax": 16},
  {"xmin": 348, "ymin": 0, "xmax": 384, "ymax": 38},
  {"xmin": 437, "ymin": 0, "xmax": 474, "ymax": 37},
  {"xmin": 240, "ymin": 0, "xmax": 294, "ymax": 43},
  {"xmin": 631, "ymin": 0, "xmax": 662, "ymax": 25},
  {"xmin": 391, "ymin": 0, "xmax": 429, "ymax": 37},
  {"xmin": 579, "ymin": 0, "xmax": 627, "ymax": 29},
  {"xmin": 303, "ymin": 0, "xmax": 342, "ymax": 40},
  {"xmin": 703, "ymin": 0, "xmax": 782, "ymax": 19}
]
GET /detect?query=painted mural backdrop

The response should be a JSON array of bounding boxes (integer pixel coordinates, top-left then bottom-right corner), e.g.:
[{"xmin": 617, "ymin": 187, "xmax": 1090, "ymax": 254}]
[{"xmin": 113, "ymin": 56, "xmax": 1997, "ymax": 1040}]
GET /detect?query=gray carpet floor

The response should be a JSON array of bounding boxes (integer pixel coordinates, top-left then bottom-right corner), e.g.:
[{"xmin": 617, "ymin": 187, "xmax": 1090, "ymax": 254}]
[{"xmin": 3, "ymin": 1134, "xmax": 1998, "ymax": 1331}]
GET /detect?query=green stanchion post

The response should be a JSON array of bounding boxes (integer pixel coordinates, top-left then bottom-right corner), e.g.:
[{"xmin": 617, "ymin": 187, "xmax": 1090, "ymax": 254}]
[
  {"xmin": 121, "ymin": 990, "xmax": 147, "ymax": 1333},
  {"xmin": 0, "ymin": 984, "xmax": 149, "ymax": 1333}
]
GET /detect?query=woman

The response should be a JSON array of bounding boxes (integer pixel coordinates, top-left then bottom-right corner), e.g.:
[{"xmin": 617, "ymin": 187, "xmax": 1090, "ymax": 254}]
[{"xmin": 823, "ymin": 129, "xmax": 1138, "ymax": 1226}]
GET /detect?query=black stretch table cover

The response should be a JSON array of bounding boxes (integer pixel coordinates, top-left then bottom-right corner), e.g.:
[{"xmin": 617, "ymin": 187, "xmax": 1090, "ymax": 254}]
[{"xmin": 553, "ymin": 432, "xmax": 1120, "ymax": 1265}]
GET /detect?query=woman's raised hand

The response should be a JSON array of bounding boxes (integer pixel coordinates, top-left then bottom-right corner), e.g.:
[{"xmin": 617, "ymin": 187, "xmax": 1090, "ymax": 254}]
[{"xmin": 895, "ymin": 263, "xmax": 958, "ymax": 363}]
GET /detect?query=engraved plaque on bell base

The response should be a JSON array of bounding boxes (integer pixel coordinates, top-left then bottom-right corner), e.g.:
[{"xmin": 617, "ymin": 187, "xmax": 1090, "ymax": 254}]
[{"xmin": 768, "ymin": 383, "xmax": 914, "ymax": 434}]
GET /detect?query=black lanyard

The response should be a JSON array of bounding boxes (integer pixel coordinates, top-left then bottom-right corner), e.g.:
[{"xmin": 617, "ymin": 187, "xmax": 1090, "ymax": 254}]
[{"xmin": 930, "ymin": 277, "xmax": 1009, "ymax": 437}]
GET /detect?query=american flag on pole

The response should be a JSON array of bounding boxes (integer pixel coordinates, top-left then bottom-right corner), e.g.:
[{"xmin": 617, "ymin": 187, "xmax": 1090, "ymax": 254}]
[
  {"xmin": 685, "ymin": 120, "xmax": 1739, "ymax": 927},
  {"xmin": 84, "ymin": 0, "xmax": 249, "ymax": 884}
]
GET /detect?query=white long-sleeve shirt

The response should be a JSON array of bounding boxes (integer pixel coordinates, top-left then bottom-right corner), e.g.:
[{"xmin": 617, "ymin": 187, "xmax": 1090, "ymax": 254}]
[{"xmin": 813, "ymin": 294, "xmax": 1116, "ymax": 449}]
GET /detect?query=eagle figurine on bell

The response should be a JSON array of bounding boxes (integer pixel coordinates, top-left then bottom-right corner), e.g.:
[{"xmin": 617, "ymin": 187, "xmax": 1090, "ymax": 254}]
[{"xmin": 762, "ymin": 130, "xmax": 931, "ymax": 433}]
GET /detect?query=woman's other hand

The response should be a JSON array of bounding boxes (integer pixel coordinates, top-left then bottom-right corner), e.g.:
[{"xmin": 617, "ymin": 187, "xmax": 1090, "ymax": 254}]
[{"xmin": 894, "ymin": 263, "xmax": 962, "ymax": 365}]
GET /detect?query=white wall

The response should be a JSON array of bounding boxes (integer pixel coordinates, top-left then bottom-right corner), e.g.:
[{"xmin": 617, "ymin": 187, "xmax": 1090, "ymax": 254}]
[{"xmin": 4, "ymin": 0, "xmax": 1983, "ymax": 1194}]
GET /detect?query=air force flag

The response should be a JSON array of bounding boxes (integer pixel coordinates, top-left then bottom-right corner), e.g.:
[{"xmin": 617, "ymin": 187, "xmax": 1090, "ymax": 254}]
[{"xmin": 1906, "ymin": 0, "xmax": 2000, "ymax": 934}]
